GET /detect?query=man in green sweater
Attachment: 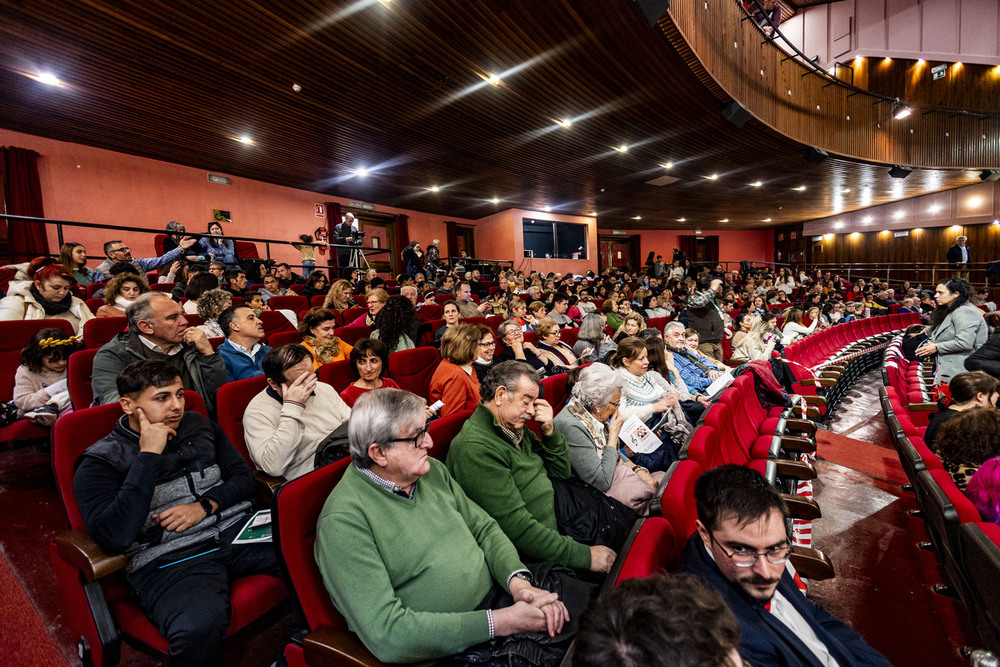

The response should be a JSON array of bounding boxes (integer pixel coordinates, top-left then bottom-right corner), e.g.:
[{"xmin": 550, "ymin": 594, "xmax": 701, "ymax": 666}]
[
  {"xmin": 446, "ymin": 361, "xmax": 617, "ymax": 574},
  {"xmin": 315, "ymin": 388, "xmax": 570, "ymax": 664}
]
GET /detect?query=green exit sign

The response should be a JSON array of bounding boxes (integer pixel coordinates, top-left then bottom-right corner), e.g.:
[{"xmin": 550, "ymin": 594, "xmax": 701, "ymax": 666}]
[{"xmin": 931, "ymin": 64, "xmax": 947, "ymax": 80}]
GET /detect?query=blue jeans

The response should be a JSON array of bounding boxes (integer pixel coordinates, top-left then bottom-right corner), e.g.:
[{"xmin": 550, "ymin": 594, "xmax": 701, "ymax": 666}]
[{"xmin": 301, "ymin": 259, "xmax": 316, "ymax": 278}]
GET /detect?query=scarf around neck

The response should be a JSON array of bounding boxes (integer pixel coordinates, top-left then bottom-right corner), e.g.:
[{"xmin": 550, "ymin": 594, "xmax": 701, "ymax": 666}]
[
  {"xmin": 565, "ymin": 397, "xmax": 609, "ymax": 452},
  {"xmin": 30, "ymin": 284, "xmax": 73, "ymax": 315}
]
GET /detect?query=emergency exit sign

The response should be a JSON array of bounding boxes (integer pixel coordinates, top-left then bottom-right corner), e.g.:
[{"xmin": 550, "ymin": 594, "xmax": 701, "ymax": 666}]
[{"xmin": 931, "ymin": 64, "xmax": 946, "ymax": 80}]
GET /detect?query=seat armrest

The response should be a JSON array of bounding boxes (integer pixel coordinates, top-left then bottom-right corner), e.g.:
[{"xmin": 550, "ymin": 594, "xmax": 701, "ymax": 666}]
[
  {"xmin": 774, "ymin": 458, "xmax": 817, "ymax": 481},
  {"xmin": 824, "ymin": 364, "xmax": 846, "ymax": 372},
  {"xmin": 255, "ymin": 471, "xmax": 286, "ymax": 504},
  {"xmin": 780, "ymin": 493, "xmax": 822, "ymax": 520},
  {"xmin": 54, "ymin": 530, "xmax": 125, "ymax": 583},
  {"xmin": 791, "ymin": 405, "xmax": 821, "ymax": 419},
  {"xmin": 302, "ymin": 625, "xmax": 387, "ymax": 667},
  {"xmin": 801, "ymin": 395, "xmax": 827, "ymax": 407},
  {"xmin": 722, "ymin": 359, "xmax": 743, "ymax": 367},
  {"xmin": 782, "ymin": 418, "xmax": 817, "ymax": 436},
  {"xmin": 789, "ymin": 546, "xmax": 835, "ymax": 581},
  {"xmin": 907, "ymin": 402, "xmax": 939, "ymax": 411},
  {"xmin": 799, "ymin": 377, "xmax": 836, "ymax": 387},
  {"xmin": 818, "ymin": 371, "xmax": 842, "ymax": 380},
  {"xmin": 778, "ymin": 435, "xmax": 817, "ymax": 454}
]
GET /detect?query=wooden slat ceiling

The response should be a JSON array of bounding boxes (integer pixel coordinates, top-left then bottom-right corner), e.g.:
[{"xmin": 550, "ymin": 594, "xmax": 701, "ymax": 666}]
[{"xmin": 0, "ymin": 0, "xmax": 982, "ymax": 230}]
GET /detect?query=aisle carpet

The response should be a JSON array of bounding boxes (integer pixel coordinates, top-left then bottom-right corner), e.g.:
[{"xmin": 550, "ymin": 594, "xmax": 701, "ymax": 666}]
[
  {"xmin": 0, "ymin": 548, "xmax": 67, "ymax": 666},
  {"xmin": 815, "ymin": 429, "xmax": 908, "ymax": 486}
]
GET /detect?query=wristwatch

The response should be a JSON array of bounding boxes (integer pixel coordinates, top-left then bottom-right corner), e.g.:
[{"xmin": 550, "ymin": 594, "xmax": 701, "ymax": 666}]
[{"xmin": 199, "ymin": 498, "xmax": 214, "ymax": 516}]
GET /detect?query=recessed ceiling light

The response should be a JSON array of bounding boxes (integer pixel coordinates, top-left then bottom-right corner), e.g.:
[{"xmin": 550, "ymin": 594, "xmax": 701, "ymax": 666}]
[
  {"xmin": 677, "ymin": 218, "xmax": 686, "ymax": 222},
  {"xmin": 661, "ymin": 162, "xmax": 674, "ymax": 169},
  {"xmin": 486, "ymin": 73, "xmax": 501, "ymax": 86},
  {"xmin": 632, "ymin": 216, "xmax": 642, "ymax": 220},
  {"xmin": 705, "ymin": 174, "xmax": 719, "ymax": 180},
  {"xmin": 543, "ymin": 206, "xmax": 552, "ymax": 212},
  {"xmin": 557, "ymin": 119, "xmax": 572, "ymax": 129},
  {"xmin": 750, "ymin": 181, "xmax": 762, "ymax": 187},
  {"xmin": 862, "ymin": 215, "xmax": 873, "ymax": 223},
  {"xmin": 954, "ymin": 62, "xmax": 963, "ymax": 69},
  {"xmin": 842, "ymin": 188, "xmax": 851, "ymax": 193},
  {"xmin": 490, "ymin": 197, "xmax": 500, "ymax": 204},
  {"xmin": 720, "ymin": 218, "xmax": 729, "ymax": 223},
  {"xmin": 614, "ymin": 144, "xmax": 628, "ymax": 153},
  {"xmin": 883, "ymin": 57, "xmax": 892, "ymax": 63},
  {"xmin": 854, "ymin": 55, "xmax": 863, "ymax": 63},
  {"xmin": 793, "ymin": 185, "xmax": 806, "ymax": 191},
  {"xmin": 427, "ymin": 185, "xmax": 440, "ymax": 192},
  {"xmin": 291, "ymin": 83, "xmax": 302, "ymax": 92},
  {"xmin": 893, "ymin": 210, "xmax": 904, "ymax": 219},
  {"xmin": 929, "ymin": 204, "xmax": 942, "ymax": 213},
  {"xmin": 236, "ymin": 136, "xmax": 254, "ymax": 145},
  {"xmin": 35, "ymin": 72, "xmax": 62, "ymax": 86},
  {"xmin": 589, "ymin": 211, "xmax": 598, "ymax": 216},
  {"xmin": 350, "ymin": 167, "xmax": 370, "ymax": 177},
  {"xmin": 763, "ymin": 218, "xmax": 771, "ymax": 222}
]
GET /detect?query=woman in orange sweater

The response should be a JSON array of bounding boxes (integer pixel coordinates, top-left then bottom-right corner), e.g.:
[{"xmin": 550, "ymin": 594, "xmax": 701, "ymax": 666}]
[{"xmin": 429, "ymin": 322, "xmax": 481, "ymax": 417}]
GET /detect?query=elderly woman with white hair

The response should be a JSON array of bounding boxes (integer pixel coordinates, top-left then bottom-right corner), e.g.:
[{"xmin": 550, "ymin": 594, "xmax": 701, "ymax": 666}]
[{"xmin": 553, "ymin": 364, "xmax": 665, "ymax": 514}]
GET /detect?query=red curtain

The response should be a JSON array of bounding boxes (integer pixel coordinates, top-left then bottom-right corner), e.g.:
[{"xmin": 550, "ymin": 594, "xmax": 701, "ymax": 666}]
[
  {"xmin": 679, "ymin": 235, "xmax": 697, "ymax": 264},
  {"xmin": 706, "ymin": 235, "xmax": 720, "ymax": 264},
  {"xmin": 394, "ymin": 214, "xmax": 408, "ymax": 276},
  {"xmin": 0, "ymin": 147, "xmax": 49, "ymax": 262},
  {"xmin": 445, "ymin": 220, "xmax": 458, "ymax": 258}
]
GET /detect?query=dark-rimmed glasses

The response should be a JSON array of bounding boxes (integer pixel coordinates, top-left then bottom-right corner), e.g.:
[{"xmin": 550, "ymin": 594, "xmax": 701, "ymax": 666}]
[
  {"xmin": 708, "ymin": 530, "xmax": 790, "ymax": 567},
  {"xmin": 390, "ymin": 424, "xmax": 429, "ymax": 449}
]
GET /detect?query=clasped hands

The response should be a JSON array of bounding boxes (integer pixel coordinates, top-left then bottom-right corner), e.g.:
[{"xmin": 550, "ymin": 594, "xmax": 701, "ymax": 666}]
[{"xmin": 496, "ymin": 577, "xmax": 570, "ymax": 638}]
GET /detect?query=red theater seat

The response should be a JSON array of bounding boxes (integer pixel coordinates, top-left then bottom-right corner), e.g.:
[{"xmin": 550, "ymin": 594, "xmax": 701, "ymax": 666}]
[
  {"xmin": 316, "ymin": 359, "xmax": 356, "ymax": 393},
  {"xmin": 388, "ymin": 347, "xmax": 441, "ymax": 399},
  {"xmin": 67, "ymin": 348, "xmax": 99, "ymax": 409},
  {"xmin": 83, "ymin": 316, "xmax": 127, "ymax": 349},
  {"xmin": 427, "ymin": 408, "xmax": 475, "ymax": 460}
]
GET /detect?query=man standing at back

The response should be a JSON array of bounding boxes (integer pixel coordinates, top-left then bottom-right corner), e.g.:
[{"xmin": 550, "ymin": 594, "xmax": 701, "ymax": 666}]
[
  {"xmin": 686, "ymin": 277, "xmax": 726, "ymax": 362},
  {"xmin": 681, "ymin": 465, "xmax": 892, "ymax": 667},
  {"xmin": 947, "ymin": 235, "xmax": 971, "ymax": 280}
]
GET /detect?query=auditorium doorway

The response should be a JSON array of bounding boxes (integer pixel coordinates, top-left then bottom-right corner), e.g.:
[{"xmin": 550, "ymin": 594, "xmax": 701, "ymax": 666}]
[{"xmin": 599, "ymin": 235, "xmax": 638, "ymax": 272}]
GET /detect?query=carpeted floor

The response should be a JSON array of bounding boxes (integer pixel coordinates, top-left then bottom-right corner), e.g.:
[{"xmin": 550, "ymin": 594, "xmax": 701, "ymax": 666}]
[{"xmin": 0, "ymin": 545, "xmax": 67, "ymax": 666}]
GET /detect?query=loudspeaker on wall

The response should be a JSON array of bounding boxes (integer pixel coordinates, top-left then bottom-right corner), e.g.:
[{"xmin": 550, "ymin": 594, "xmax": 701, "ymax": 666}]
[
  {"xmin": 722, "ymin": 100, "xmax": 751, "ymax": 128},
  {"xmin": 634, "ymin": 0, "xmax": 670, "ymax": 28}
]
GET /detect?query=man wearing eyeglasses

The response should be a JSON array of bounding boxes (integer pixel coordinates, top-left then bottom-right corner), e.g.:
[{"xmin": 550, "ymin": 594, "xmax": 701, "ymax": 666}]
[
  {"xmin": 95, "ymin": 236, "xmax": 198, "ymax": 281},
  {"xmin": 681, "ymin": 465, "xmax": 891, "ymax": 667}
]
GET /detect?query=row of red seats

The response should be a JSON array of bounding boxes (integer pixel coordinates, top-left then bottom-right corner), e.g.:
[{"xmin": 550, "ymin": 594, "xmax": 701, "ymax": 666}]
[{"xmin": 783, "ymin": 313, "xmax": 917, "ymax": 371}]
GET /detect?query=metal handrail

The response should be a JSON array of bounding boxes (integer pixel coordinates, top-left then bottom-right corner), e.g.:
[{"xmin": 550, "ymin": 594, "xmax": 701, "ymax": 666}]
[
  {"xmin": 740, "ymin": 0, "xmax": 1000, "ymax": 120},
  {"xmin": 797, "ymin": 260, "xmax": 993, "ymax": 291}
]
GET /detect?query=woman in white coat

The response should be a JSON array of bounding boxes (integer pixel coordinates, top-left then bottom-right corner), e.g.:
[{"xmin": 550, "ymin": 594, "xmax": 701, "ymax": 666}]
[{"xmin": 0, "ymin": 257, "xmax": 94, "ymax": 334}]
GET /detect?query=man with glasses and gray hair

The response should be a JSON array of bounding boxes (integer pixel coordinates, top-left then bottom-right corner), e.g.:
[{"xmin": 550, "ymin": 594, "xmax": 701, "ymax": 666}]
[
  {"xmin": 314, "ymin": 387, "xmax": 573, "ymax": 664},
  {"xmin": 681, "ymin": 465, "xmax": 891, "ymax": 667},
  {"xmin": 95, "ymin": 235, "xmax": 199, "ymax": 281}
]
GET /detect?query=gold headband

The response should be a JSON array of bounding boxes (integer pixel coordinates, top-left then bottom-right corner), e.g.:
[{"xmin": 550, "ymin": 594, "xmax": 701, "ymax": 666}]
[{"xmin": 37, "ymin": 335, "xmax": 81, "ymax": 350}]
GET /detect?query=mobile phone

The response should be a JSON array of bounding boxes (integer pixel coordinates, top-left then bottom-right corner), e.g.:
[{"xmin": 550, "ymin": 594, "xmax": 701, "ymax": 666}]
[{"xmin": 429, "ymin": 400, "xmax": 445, "ymax": 413}]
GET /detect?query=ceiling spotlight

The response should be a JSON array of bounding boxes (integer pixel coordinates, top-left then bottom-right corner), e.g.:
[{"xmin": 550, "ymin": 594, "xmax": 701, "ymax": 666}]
[
  {"xmin": 862, "ymin": 215, "xmax": 873, "ymax": 223},
  {"xmin": 35, "ymin": 72, "xmax": 62, "ymax": 86},
  {"xmin": 883, "ymin": 57, "xmax": 892, "ymax": 63},
  {"xmin": 677, "ymin": 218, "xmax": 686, "ymax": 222},
  {"xmin": 763, "ymin": 218, "xmax": 772, "ymax": 222},
  {"xmin": 236, "ymin": 136, "xmax": 254, "ymax": 145},
  {"xmin": 589, "ymin": 211, "xmax": 598, "ymax": 216},
  {"xmin": 661, "ymin": 162, "xmax": 674, "ymax": 169},
  {"xmin": 291, "ymin": 83, "xmax": 302, "ymax": 92},
  {"xmin": 893, "ymin": 210, "xmax": 904, "ymax": 219},
  {"xmin": 793, "ymin": 185, "xmax": 806, "ymax": 191},
  {"xmin": 351, "ymin": 167, "xmax": 370, "ymax": 177},
  {"xmin": 614, "ymin": 144, "xmax": 628, "ymax": 153},
  {"xmin": 928, "ymin": 204, "xmax": 942, "ymax": 213},
  {"xmin": 427, "ymin": 185, "xmax": 440, "ymax": 192},
  {"xmin": 632, "ymin": 216, "xmax": 642, "ymax": 220},
  {"xmin": 893, "ymin": 101, "xmax": 912, "ymax": 120},
  {"xmin": 543, "ymin": 206, "xmax": 552, "ymax": 212},
  {"xmin": 842, "ymin": 188, "xmax": 851, "ymax": 193},
  {"xmin": 954, "ymin": 62, "xmax": 963, "ymax": 69},
  {"xmin": 750, "ymin": 181, "xmax": 762, "ymax": 187},
  {"xmin": 490, "ymin": 197, "xmax": 500, "ymax": 204},
  {"xmin": 486, "ymin": 73, "xmax": 501, "ymax": 86},
  {"xmin": 888, "ymin": 165, "xmax": 912, "ymax": 179},
  {"xmin": 557, "ymin": 119, "xmax": 572, "ymax": 129},
  {"xmin": 705, "ymin": 174, "xmax": 719, "ymax": 180},
  {"xmin": 720, "ymin": 218, "xmax": 729, "ymax": 223}
]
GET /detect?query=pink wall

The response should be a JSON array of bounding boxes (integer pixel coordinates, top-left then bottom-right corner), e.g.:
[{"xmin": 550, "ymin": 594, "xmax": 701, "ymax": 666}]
[
  {"xmin": 597, "ymin": 229, "xmax": 775, "ymax": 266},
  {"xmin": 0, "ymin": 128, "xmax": 474, "ymax": 272},
  {"xmin": 474, "ymin": 209, "xmax": 599, "ymax": 276}
]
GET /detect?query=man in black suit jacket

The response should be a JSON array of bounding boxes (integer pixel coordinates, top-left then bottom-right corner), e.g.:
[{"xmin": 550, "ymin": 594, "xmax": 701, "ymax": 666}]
[
  {"xmin": 680, "ymin": 465, "xmax": 892, "ymax": 667},
  {"xmin": 333, "ymin": 212, "xmax": 361, "ymax": 277},
  {"xmin": 947, "ymin": 235, "xmax": 971, "ymax": 279}
]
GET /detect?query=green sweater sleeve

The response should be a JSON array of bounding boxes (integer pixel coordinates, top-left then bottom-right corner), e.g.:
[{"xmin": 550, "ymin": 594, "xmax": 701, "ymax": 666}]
[
  {"xmin": 315, "ymin": 500, "xmax": 490, "ymax": 662},
  {"xmin": 448, "ymin": 436, "xmax": 592, "ymax": 570}
]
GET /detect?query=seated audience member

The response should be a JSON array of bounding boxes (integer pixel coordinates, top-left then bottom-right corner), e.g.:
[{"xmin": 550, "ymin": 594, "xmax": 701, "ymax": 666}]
[
  {"xmin": 195, "ymin": 288, "xmax": 233, "ymax": 338},
  {"xmin": 217, "ymin": 305, "xmax": 270, "ymax": 382},
  {"xmin": 643, "ymin": 294, "xmax": 670, "ymax": 320},
  {"xmin": 300, "ymin": 270, "xmax": 329, "ymax": 301},
  {"xmin": 642, "ymin": 334, "xmax": 709, "ymax": 419},
  {"xmin": 244, "ymin": 344, "xmax": 350, "ymax": 480},
  {"xmin": 275, "ymin": 262, "xmax": 304, "ymax": 288},
  {"xmin": 900, "ymin": 323, "xmax": 930, "ymax": 362},
  {"xmin": 610, "ymin": 338, "xmax": 689, "ymax": 472},
  {"xmin": 602, "ymin": 298, "xmax": 623, "ymax": 332},
  {"xmin": 371, "ymin": 295, "xmax": 418, "ymax": 353},
  {"xmin": 546, "ymin": 292, "xmax": 577, "ymax": 328},
  {"xmin": 553, "ymin": 364, "xmax": 664, "ymax": 514},
  {"xmin": 0, "ymin": 257, "xmax": 95, "ymax": 334},
  {"xmin": 315, "ymin": 388, "xmax": 573, "ymax": 664},
  {"xmin": 339, "ymin": 338, "xmax": 400, "ymax": 407},
  {"xmin": 967, "ymin": 456, "xmax": 1000, "ymax": 525},
  {"xmin": 94, "ymin": 237, "xmax": 197, "ymax": 282},
  {"xmin": 924, "ymin": 371, "xmax": 999, "ymax": 448},
  {"xmin": 74, "ymin": 360, "xmax": 280, "ymax": 665},
  {"xmin": 435, "ymin": 300, "xmax": 462, "ymax": 342},
  {"xmin": 730, "ymin": 312, "xmax": 753, "ymax": 349},
  {"xmin": 473, "ymin": 324, "xmax": 499, "ymax": 383},
  {"xmin": 454, "ymin": 281, "xmax": 491, "ymax": 318},
  {"xmin": 258, "ymin": 274, "xmax": 288, "ymax": 304},
  {"xmin": 664, "ymin": 322, "xmax": 724, "ymax": 395},
  {"xmin": 613, "ymin": 312, "xmax": 645, "ymax": 344},
  {"xmin": 574, "ymin": 312, "xmax": 616, "ymax": 365},
  {"xmin": 207, "ymin": 260, "xmax": 226, "ymax": 283},
  {"xmin": 780, "ymin": 307, "xmax": 817, "ymax": 345},
  {"xmin": 536, "ymin": 316, "xmax": 579, "ymax": 370},
  {"xmin": 91, "ymin": 293, "xmax": 227, "ymax": 411},
  {"xmin": 496, "ymin": 319, "xmax": 549, "ymax": 373},
  {"xmin": 400, "ymin": 284, "xmax": 420, "ymax": 308},
  {"xmin": 97, "ymin": 271, "xmax": 150, "ymax": 318},
  {"xmin": 220, "ymin": 268, "xmax": 247, "ymax": 297},
  {"xmin": 243, "ymin": 290, "xmax": 268, "ymax": 313},
  {"xmin": 10, "ymin": 328, "xmax": 80, "ymax": 426},
  {"xmin": 298, "ymin": 308, "xmax": 353, "ymax": 370},
  {"xmin": 573, "ymin": 573, "xmax": 743, "ymax": 667},
  {"xmin": 161, "ymin": 221, "xmax": 207, "ymax": 262},
  {"xmin": 932, "ymin": 407, "xmax": 1000, "ymax": 491},
  {"xmin": 347, "ymin": 287, "xmax": 388, "ymax": 327},
  {"xmin": 447, "ymin": 361, "xmax": 619, "ymax": 574},
  {"xmin": 198, "ymin": 221, "xmax": 239, "ymax": 269},
  {"xmin": 732, "ymin": 316, "xmax": 779, "ymax": 362},
  {"xmin": 965, "ymin": 327, "xmax": 1000, "ymax": 379},
  {"xmin": 429, "ymin": 323, "xmax": 482, "ymax": 417},
  {"xmin": 434, "ymin": 274, "xmax": 456, "ymax": 296},
  {"xmin": 682, "ymin": 465, "xmax": 893, "ymax": 667},
  {"xmin": 183, "ymin": 273, "xmax": 222, "ymax": 315},
  {"xmin": 322, "ymin": 278, "xmax": 354, "ymax": 311},
  {"xmin": 60, "ymin": 241, "xmax": 99, "ymax": 287}
]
